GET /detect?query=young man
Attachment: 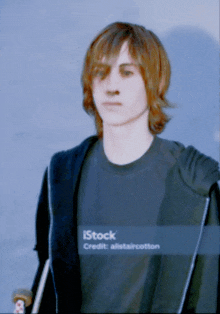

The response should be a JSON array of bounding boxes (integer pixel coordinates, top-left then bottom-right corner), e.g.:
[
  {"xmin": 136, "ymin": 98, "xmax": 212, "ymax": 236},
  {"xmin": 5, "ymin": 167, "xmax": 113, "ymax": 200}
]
[{"xmin": 31, "ymin": 22, "xmax": 220, "ymax": 313}]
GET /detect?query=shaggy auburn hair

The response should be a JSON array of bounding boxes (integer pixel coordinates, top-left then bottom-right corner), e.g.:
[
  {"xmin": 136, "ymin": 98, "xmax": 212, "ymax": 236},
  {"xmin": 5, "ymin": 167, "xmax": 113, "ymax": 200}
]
[{"xmin": 81, "ymin": 22, "xmax": 172, "ymax": 137}]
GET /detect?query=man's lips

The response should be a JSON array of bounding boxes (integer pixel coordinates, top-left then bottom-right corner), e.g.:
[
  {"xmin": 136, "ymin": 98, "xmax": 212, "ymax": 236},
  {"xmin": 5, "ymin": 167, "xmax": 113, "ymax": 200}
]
[{"xmin": 103, "ymin": 102, "xmax": 122, "ymax": 106}]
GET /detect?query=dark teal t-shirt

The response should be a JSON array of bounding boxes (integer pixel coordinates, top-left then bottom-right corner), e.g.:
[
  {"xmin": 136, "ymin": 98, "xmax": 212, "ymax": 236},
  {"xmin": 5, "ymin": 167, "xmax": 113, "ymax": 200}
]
[{"xmin": 77, "ymin": 136, "xmax": 184, "ymax": 313}]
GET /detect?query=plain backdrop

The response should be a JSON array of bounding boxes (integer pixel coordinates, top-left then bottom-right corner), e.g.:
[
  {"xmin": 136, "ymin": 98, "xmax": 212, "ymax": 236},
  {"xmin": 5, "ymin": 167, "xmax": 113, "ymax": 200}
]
[{"xmin": 0, "ymin": 0, "xmax": 219, "ymax": 312}]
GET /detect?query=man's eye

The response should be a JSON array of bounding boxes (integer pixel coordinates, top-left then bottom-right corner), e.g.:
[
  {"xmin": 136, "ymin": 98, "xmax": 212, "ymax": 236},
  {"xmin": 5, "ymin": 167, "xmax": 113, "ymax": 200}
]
[
  {"xmin": 121, "ymin": 70, "xmax": 133, "ymax": 77},
  {"xmin": 93, "ymin": 68, "xmax": 108, "ymax": 79}
]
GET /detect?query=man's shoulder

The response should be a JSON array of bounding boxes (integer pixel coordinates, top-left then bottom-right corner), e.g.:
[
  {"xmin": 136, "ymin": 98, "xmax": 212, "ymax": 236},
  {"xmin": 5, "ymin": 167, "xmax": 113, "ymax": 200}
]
[
  {"xmin": 157, "ymin": 137, "xmax": 185, "ymax": 160},
  {"xmin": 158, "ymin": 137, "xmax": 219, "ymax": 195},
  {"xmin": 177, "ymin": 144, "xmax": 219, "ymax": 195},
  {"xmin": 49, "ymin": 135, "xmax": 98, "ymax": 170},
  {"xmin": 158, "ymin": 136, "xmax": 219, "ymax": 170}
]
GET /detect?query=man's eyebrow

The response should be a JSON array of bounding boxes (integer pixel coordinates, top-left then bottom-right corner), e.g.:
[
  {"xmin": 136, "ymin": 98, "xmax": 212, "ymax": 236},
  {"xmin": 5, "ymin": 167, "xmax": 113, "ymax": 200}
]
[
  {"xmin": 119, "ymin": 63, "xmax": 137, "ymax": 67},
  {"xmin": 93, "ymin": 62, "xmax": 109, "ymax": 68},
  {"xmin": 93, "ymin": 62, "xmax": 137, "ymax": 68}
]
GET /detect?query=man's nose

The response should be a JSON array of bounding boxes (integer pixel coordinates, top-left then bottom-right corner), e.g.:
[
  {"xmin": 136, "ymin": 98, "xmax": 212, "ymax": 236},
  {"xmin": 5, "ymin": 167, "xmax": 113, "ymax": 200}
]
[
  {"xmin": 105, "ymin": 71, "xmax": 120, "ymax": 96},
  {"xmin": 106, "ymin": 90, "xmax": 119, "ymax": 96}
]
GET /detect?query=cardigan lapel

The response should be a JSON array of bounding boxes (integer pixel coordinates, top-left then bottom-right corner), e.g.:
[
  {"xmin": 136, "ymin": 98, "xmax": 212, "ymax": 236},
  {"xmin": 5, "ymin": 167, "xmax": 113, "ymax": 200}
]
[
  {"xmin": 150, "ymin": 165, "xmax": 209, "ymax": 313},
  {"xmin": 48, "ymin": 136, "xmax": 98, "ymax": 263},
  {"xmin": 48, "ymin": 136, "xmax": 98, "ymax": 313}
]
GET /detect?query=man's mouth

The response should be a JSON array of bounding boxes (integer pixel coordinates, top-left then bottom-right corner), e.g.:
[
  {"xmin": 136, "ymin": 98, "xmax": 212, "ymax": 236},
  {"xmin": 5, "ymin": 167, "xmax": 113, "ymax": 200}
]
[{"xmin": 103, "ymin": 102, "xmax": 122, "ymax": 106}]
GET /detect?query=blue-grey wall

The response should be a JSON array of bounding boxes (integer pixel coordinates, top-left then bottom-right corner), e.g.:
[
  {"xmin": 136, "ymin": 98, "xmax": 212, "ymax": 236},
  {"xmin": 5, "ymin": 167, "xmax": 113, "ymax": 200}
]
[{"xmin": 0, "ymin": 0, "xmax": 219, "ymax": 312}]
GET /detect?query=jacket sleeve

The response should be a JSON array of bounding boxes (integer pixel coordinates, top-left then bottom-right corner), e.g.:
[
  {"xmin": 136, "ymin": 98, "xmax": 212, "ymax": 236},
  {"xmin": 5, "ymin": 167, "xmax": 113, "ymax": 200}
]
[
  {"xmin": 26, "ymin": 169, "xmax": 56, "ymax": 313},
  {"xmin": 34, "ymin": 169, "xmax": 50, "ymax": 263},
  {"xmin": 183, "ymin": 182, "xmax": 220, "ymax": 313}
]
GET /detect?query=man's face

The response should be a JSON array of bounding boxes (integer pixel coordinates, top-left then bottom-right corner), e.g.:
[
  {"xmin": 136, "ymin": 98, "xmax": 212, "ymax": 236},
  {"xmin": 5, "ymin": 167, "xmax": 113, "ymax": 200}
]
[{"xmin": 92, "ymin": 42, "xmax": 148, "ymax": 129}]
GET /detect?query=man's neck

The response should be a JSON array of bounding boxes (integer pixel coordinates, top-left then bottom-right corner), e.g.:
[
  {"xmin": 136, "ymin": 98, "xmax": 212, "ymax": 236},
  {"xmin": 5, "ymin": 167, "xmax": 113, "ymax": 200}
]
[{"xmin": 102, "ymin": 115, "xmax": 154, "ymax": 165}]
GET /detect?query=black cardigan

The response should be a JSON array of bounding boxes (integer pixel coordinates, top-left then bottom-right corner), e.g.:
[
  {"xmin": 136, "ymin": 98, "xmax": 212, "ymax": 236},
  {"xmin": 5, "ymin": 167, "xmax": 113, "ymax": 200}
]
[{"xmin": 30, "ymin": 136, "xmax": 220, "ymax": 313}]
